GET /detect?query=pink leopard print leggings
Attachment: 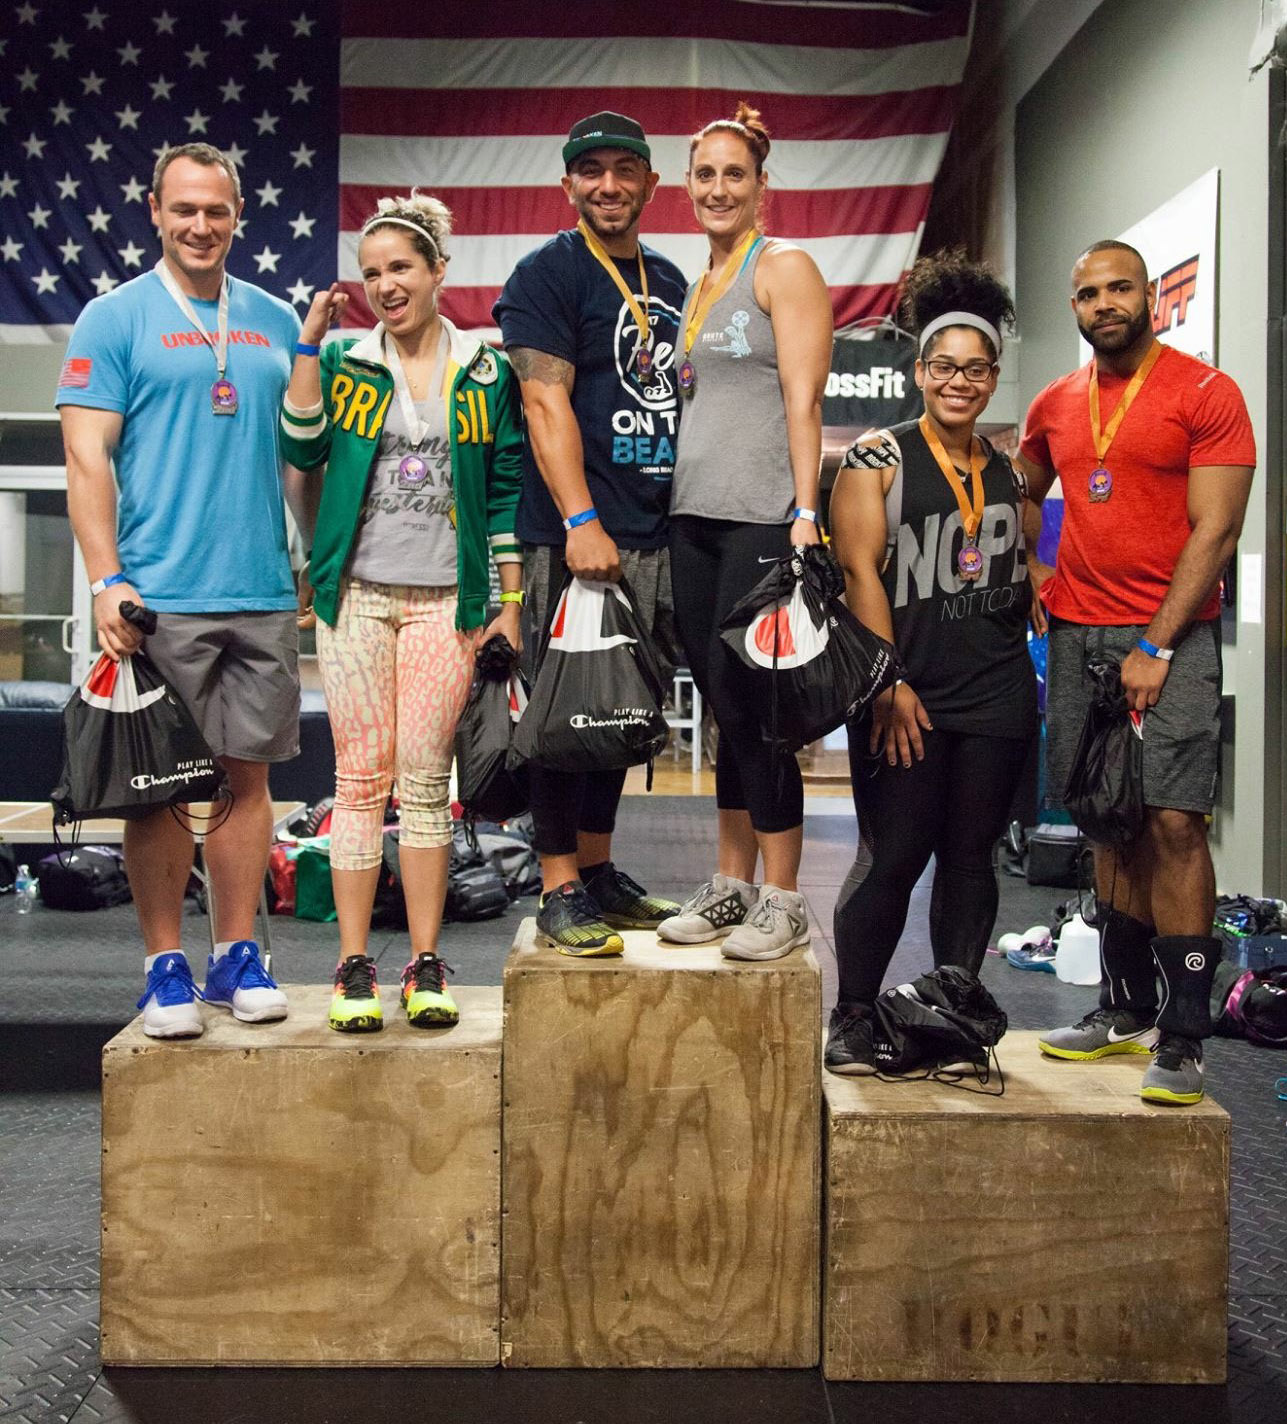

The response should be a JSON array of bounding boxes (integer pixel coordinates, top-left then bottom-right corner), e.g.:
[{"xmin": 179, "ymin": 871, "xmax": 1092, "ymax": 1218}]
[{"xmin": 317, "ymin": 579, "xmax": 479, "ymax": 870}]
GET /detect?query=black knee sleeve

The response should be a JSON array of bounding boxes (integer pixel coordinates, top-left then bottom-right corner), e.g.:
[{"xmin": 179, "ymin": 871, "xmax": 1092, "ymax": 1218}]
[
  {"xmin": 1152, "ymin": 935, "xmax": 1219, "ymax": 1039},
  {"xmin": 1096, "ymin": 902, "xmax": 1158, "ymax": 1014}
]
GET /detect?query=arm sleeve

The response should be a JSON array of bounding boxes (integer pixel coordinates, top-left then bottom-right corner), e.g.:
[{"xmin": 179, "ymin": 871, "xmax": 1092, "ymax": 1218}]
[
  {"xmin": 493, "ymin": 247, "xmax": 579, "ymax": 363},
  {"xmin": 485, "ymin": 357, "xmax": 526, "ymax": 563},
  {"xmin": 279, "ymin": 341, "xmax": 340, "ymax": 471},
  {"xmin": 54, "ymin": 297, "xmax": 130, "ymax": 412},
  {"xmin": 1188, "ymin": 370, "xmax": 1257, "ymax": 469}
]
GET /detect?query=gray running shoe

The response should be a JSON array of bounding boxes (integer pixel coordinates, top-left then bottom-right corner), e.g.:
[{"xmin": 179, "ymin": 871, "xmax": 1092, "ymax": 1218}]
[
  {"xmin": 1038, "ymin": 1006, "xmax": 1159, "ymax": 1060},
  {"xmin": 825, "ymin": 1005, "xmax": 876, "ymax": 1076},
  {"xmin": 657, "ymin": 873, "xmax": 757, "ymax": 944},
  {"xmin": 721, "ymin": 886, "xmax": 810, "ymax": 961},
  {"xmin": 1140, "ymin": 1033, "xmax": 1205, "ymax": 1105}
]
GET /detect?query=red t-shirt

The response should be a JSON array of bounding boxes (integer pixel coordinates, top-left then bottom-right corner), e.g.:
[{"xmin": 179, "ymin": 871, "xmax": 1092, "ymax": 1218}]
[{"xmin": 1020, "ymin": 344, "xmax": 1256, "ymax": 625}]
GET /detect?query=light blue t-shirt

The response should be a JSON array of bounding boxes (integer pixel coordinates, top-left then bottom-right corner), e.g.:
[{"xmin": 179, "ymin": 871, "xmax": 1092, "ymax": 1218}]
[{"xmin": 55, "ymin": 268, "xmax": 300, "ymax": 612}]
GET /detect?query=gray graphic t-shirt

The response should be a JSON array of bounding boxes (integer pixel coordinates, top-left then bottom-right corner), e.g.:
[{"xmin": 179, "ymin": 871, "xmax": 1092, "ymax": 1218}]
[{"xmin": 348, "ymin": 352, "xmax": 456, "ymax": 588}]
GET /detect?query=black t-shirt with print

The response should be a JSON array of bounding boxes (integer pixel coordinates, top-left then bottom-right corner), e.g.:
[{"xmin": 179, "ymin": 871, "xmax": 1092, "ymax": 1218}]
[
  {"xmin": 493, "ymin": 228, "xmax": 686, "ymax": 549},
  {"xmin": 880, "ymin": 419, "xmax": 1037, "ymax": 738}
]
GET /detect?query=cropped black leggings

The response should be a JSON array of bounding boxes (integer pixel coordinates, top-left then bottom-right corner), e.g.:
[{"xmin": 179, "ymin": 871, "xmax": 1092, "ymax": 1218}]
[
  {"xmin": 669, "ymin": 514, "xmax": 802, "ymax": 834},
  {"xmin": 834, "ymin": 722, "xmax": 1029, "ymax": 1006}
]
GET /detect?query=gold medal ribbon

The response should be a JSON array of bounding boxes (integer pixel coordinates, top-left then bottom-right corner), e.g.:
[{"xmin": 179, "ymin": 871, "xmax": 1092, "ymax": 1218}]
[
  {"xmin": 577, "ymin": 218, "xmax": 651, "ymax": 356},
  {"xmin": 1089, "ymin": 338, "xmax": 1162, "ymax": 465},
  {"xmin": 919, "ymin": 414, "xmax": 985, "ymax": 543},
  {"xmin": 683, "ymin": 228, "xmax": 761, "ymax": 355}
]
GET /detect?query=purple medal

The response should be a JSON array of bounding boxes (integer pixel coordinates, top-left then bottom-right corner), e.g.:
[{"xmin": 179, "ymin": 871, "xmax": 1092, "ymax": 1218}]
[
  {"xmin": 398, "ymin": 454, "xmax": 429, "ymax": 489},
  {"xmin": 635, "ymin": 344, "xmax": 654, "ymax": 379},
  {"xmin": 1089, "ymin": 466, "xmax": 1113, "ymax": 502},
  {"xmin": 677, "ymin": 358, "xmax": 696, "ymax": 396},
  {"xmin": 211, "ymin": 378, "xmax": 238, "ymax": 416},
  {"xmin": 957, "ymin": 543, "xmax": 984, "ymax": 581}
]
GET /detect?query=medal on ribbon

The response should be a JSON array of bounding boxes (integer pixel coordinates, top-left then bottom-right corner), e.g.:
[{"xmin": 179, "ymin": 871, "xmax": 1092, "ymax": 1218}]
[
  {"xmin": 398, "ymin": 453, "xmax": 429, "ymax": 488},
  {"xmin": 576, "ymin": 219, "xmax": 656, "ymax": 389},
  {"xmin": 678, "ymin": 228, "xmax": 761, "ymax": 400},
  {"xmin": 919, "ymin": 415, "xmax": 987, "ymax": 584},
  {"xmin": 211, "ymin": 378, "xmax": 238, "ymax": 416},
  {"xmin": 1087, "ymin": 340, "xmax": 1162, "ymax": 504}
]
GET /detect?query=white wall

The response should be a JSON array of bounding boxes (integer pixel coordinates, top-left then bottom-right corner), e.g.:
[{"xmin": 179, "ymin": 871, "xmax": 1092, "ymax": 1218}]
[{"xmin": 1012, "ymin": 0, "xmax": 1275, "ymax": 892}]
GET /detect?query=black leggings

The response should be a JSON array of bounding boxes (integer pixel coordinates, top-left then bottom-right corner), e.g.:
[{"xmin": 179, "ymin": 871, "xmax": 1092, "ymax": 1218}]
[
  {"xmin": 834, "ymin": 722, "xmax": 1030, "ymax": 1006},
  {"xmin": 669, "ymin": 515, "xmax": 802, "ymax": 834}
]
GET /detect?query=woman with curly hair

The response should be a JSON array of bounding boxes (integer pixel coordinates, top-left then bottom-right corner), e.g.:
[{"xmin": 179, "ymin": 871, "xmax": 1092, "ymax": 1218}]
[
  {"xmin": 280, "ymin": 192, "xmax": 525, "ymax": 1033},
  {"xmin": 656, "ymin": 102, "xmax": 834, "ymax": 961},
  {"xmin": 824, "ymin": 250, "xmax": 1038, "ymax": 1074}
]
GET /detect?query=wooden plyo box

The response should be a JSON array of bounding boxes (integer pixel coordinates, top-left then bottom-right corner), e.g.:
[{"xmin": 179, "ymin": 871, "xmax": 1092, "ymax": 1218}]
[
  {"xmin": 502, "ymin": 922, "xmax": 821, "ymax": 1368},
  {"xmin": 101, "ymin": 984, "xmax": 501, "ymax": 1367},
  {"xmin": 823, "ymin": 1030, "xmax": 1230, "ymax": 1383}
]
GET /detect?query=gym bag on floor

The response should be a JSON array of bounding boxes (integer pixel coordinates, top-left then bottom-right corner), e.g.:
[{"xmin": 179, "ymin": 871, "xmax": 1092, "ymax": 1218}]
[
  {"xmin": 51, "ymin": 649, "xmax": 227, "ymax": 823},
  {"xmin": 35, "ymin": 845, "xmax": 133, "ymax": 911},
  {"xmin": 719, "ymin": 544, "xmax": 901, "ymax": 752},
  {"xmin": 509, "ymin": 575, "xmax": 669, "ymax": 772},
  {"xmin": 1063, "ymin": 660, "xmax": 1144, "ymax": 850}
]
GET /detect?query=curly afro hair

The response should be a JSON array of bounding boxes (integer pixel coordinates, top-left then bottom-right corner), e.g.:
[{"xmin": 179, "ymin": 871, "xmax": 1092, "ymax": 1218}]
[{"xmin": 900, "ymin": 248, "xmax": 1016, "ymax": 360}]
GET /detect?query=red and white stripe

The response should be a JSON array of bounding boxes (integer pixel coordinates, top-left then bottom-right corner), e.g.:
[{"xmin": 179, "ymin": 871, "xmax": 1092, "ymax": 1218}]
[{"xmin": 338, "ymin": 1, "xmax": 973, "ymax": 334}]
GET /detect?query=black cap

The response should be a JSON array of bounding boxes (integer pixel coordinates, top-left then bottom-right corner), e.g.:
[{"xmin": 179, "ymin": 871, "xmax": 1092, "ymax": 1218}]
[{"xmin": 562, "ymin": 111, "xmax": 651, "ymax": 169}]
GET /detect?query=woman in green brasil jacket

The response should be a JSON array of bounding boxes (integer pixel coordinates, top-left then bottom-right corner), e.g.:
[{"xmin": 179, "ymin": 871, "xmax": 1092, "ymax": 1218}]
[{"xmin": 280, "ymin": 191, "xmax": 524, "ymax": 1035}]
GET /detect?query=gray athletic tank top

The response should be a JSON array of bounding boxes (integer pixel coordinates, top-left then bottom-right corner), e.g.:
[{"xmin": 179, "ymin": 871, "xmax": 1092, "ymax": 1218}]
[{"xmin": 671, "ymin": 240, "xmax": 794, "ymax": 523}]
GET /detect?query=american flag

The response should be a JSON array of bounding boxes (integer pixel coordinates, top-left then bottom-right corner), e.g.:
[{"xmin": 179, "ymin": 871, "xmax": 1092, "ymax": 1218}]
[{"xmin": 1, "ymin": 0, "xmax": 970, "ymax": 342}]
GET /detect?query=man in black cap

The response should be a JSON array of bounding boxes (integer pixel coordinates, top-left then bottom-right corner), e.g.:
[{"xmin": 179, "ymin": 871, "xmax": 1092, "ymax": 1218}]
[{"xmin": 494, "ymin": 112, "xmax": 687, "ymax": 956}]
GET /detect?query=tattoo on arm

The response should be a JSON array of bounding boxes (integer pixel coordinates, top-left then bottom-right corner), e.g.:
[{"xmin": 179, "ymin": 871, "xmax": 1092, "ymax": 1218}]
[{"xmin": 509, "ymin": 347, "xmax": 574, "ymax": 390}]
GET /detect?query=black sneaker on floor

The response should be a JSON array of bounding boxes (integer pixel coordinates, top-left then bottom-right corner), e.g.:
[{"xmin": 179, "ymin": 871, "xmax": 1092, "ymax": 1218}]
[
  {"xmin": 582, "ymin": 862, "xmax": 680, "ymax": 930},
  {"xmin": 535, "ymin": 881, "xmax": 624, "ymax": 957},
  {"xmin": 825, "ymin": 1005, "xmax": 877, "ymax": 1076}
]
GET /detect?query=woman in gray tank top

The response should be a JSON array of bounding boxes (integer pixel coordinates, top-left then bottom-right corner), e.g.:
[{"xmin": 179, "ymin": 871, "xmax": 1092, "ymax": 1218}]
[{"xmin": 657, "ymin": 104, "xmax": 834, "ymax": 962}]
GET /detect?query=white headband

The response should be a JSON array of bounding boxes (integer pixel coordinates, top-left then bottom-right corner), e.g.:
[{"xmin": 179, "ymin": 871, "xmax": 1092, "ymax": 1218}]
[
  {"xmin": 918, "ymin": 310, "xmax": 1002, "ymax": 356},
  {"xmin": 360, "ymin": 214, "xmax": 443, "ymax": 261}
]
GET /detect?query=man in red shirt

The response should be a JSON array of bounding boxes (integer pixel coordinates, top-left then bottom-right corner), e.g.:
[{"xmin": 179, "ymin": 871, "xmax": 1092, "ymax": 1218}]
[{"xmin": 1017, "ymin": 240, "xmax": 1255, "ymax": 1106}]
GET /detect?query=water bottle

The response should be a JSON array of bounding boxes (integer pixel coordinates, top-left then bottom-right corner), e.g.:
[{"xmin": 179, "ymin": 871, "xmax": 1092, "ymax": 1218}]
[
  {"xmin": 1055, "ymin": 912, "xmax": 1101, "ymax": 985},
  {"xmin": 14, "ymin": 864, "xmax": 36, "ymax": 914}
]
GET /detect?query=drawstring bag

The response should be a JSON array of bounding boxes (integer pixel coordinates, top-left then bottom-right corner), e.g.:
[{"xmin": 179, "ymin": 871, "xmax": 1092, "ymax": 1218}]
[
  {"xmin": 719, "ymin": 544, "xmax": 901, "ymax": 752},
  {"xmin": 1063, "ymin": 660, "xmax": 1144, "ymax": 850},
  {"xmin": 51, "ymin": 647, "xmax": 227, "ymax": 824},
  {"xmin": 455, "ymin": 634, "xmax": 530, "ymax": 824},
  {"xmin": 872, "ymin": 965, "xmax": 1008, "ymax": 1081},
  {"xmin": 509, "ymin": 574, "xmax": 670, "ymax": 772}
]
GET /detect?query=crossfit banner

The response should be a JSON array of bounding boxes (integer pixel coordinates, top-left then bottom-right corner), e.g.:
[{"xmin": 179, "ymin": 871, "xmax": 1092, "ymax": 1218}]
[{"xmin": 823, "ymin": 338, "xmax": 920, "ymax": 429}]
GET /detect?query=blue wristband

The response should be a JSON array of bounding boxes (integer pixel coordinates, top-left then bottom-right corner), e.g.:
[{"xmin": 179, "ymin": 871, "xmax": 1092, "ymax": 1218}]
[
  {"xmin": 793, "ymin": 506, "xmax": 818, "ymax": 523},
  {"xmin": 90, "ymin": 571, "xmax": 128, "ymax": 596},
  {"xmin": 295, "ymin": 341, "xmax": 321, "ymax": 357},
  {"xmin": 1136, "ymin": 637, "xmax": 1174, "ymax": 662},
  {"xmin": 562, "ymin": 507, "xmax": 599, "ymax": 531}
]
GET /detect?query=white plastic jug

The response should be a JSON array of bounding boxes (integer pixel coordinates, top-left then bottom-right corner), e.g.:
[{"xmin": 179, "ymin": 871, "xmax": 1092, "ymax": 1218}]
[{"xmin": 1055, "ymin": 912, "xmax": 1101, "ymax": 985}]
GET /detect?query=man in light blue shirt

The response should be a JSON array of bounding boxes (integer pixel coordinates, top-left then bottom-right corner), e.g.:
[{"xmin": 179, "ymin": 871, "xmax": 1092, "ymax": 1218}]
[{"xmin": 57, "ymin": 143, "xmax": 299, "ymax": 1038}]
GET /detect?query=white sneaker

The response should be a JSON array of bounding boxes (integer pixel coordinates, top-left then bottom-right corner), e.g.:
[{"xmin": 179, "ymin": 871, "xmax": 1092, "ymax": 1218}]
[
  {"xmin": 138, "ymin": 952, "xmax": 204, "ymax": 1039},
  {"xmin": 658, "ymin": 874, "xmax": 758, "ymax": 944},
  {"xmin": 202, "ymin": 940, "xmax": 288, "ymax": 1023},
  {"xmin": 720, "ymin": 886, "xmax": 810, "ymax": 961}
]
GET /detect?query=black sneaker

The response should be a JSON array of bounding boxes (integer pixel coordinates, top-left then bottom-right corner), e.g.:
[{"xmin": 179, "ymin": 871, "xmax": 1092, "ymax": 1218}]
[
  {"xmin": 535, "ymin": 881, "xmax": 624, "ymax": 957},
  {"xmin": 825, "ymin": 1005, "xmax": 877, "ymax": 1076},
  {"xmin": 582, "ymin": 863, "xmax": 680, "ymax": 930}
]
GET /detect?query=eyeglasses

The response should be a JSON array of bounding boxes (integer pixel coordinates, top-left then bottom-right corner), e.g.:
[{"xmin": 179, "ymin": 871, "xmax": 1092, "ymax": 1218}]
[{"xmin": 924, "ymin": 358, "xmax": 998, "ymax": 384}]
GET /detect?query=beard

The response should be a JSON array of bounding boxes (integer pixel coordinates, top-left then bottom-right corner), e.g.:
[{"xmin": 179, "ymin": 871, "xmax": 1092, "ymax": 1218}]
[
  {"xmin": 1077, "ymin": 301, "xmax": 1153, "ymax": 355},
  {"xmin": 572, "ymin": 191, "xmax": 645, "ymax": 242}
]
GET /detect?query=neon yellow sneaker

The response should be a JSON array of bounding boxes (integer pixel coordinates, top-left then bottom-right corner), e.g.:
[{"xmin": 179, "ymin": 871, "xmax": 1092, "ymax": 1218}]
[
  {"xmin": 535, "ymin": 881, "xmax": 624, "ymax": 957},
  {"xmin": 401, "ymin": 952, "xmax": 459, "ymax": 1026},
  {"xmin": 329, "ymin": 954, "xmax": 382, "ymax": 1032}
]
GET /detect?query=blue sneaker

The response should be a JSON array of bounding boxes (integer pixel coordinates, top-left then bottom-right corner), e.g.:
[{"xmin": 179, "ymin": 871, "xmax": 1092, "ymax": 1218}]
[
  {"xmin": 1006, "ymin": 942, "xmax": 1057, "ymax": 973},
  {"xmin": 138, "ymin": 951, "xmax": 204, "ymax": 1039},
  {"xmin": 203, "ymin": 941, "xmax": 288, "ymax": 1023}
]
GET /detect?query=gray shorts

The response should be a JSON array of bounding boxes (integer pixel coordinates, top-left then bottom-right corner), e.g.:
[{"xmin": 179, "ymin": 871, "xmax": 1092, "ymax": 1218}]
[
  {"xmin": 1046, "ymin": 617, "xmax": 1222, "ymax": 815},
  {"xmin": 145, "ymin": 610, "xmax": 301, "ymax": 763},
  {"xmin": 522, "ymin": 543, "xmax": 680, "ymax": 684}
]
